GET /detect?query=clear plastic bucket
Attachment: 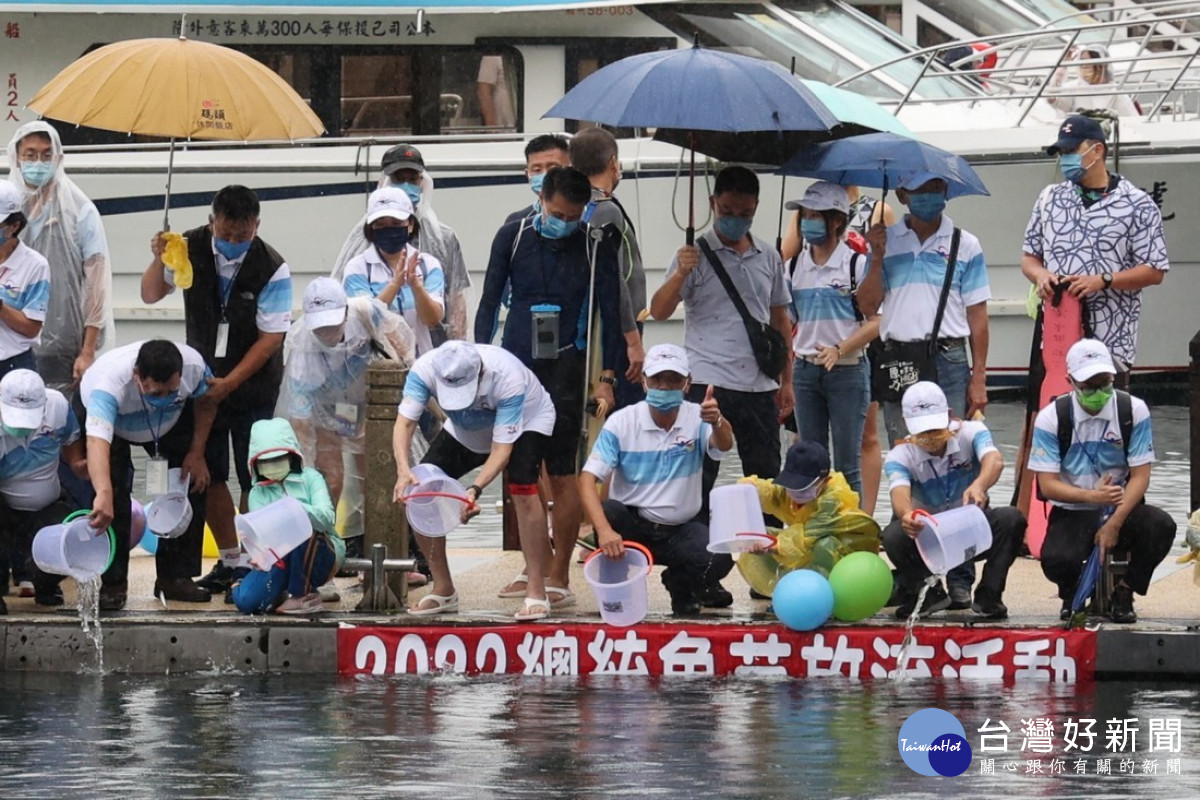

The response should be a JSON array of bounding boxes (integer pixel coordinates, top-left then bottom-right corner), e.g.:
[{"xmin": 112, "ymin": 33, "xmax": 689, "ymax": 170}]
[
  {"xmin": 146, "ymin": 492, "xmax": 193, "ymax": 538},
  {"xmin": 236, "ymin": 496, "xmax": 314, "ymax": 571},
  {"xmin": 583, "ymin": 542, "xmax": 654, "ymax": 627},
  {"xmin": 403, "ymin": 463, "xmax": 469, "ymax": 537},
  {"xmin": 708, "ymin": 484, "xmax": 769, "ymax": 553},
  {"xmin": 32, "ymin": 517, "xmax": 114, "ymax": 582},
  {"xmin": 915, "ymin": 505, "xmax": 993, "ymax": 575}
]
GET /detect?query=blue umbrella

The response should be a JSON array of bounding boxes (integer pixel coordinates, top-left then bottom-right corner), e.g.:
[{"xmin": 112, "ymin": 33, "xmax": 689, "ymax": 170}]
[
  {"xmin": 779, "ymin": 131, "xmax": 990, "ymax": 199},
  {"xmin": 1070, "ymin": 544, "xmax": 1104, "ymax": 619},
  {"xmin": 544, "ymin": 42, "xmax": 839, "ymax": 242}
]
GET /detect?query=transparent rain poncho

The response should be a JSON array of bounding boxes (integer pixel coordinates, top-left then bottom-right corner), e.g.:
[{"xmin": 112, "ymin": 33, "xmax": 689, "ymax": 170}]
[
  {"xmin": 735, "ymin": 472, "xmax": 882, "ymax": 596},
  {"xmin": 5, "ymin": 121, "xmax": 113, "ymax": 391},
  {"xmin": 332, "ymin": 171, "xmax": 472, "ymax": 340}
]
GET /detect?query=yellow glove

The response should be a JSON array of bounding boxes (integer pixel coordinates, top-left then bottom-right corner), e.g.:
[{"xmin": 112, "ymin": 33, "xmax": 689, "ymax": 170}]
[{"xmin": 161, "ymin": 232, "xmax": 193, "ymax": 290}]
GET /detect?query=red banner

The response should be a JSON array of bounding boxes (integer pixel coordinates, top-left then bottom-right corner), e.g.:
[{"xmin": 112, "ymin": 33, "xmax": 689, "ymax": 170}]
[{"xmin": 338, "ymin": 623, "xmax": 1096, "ymax": 681}]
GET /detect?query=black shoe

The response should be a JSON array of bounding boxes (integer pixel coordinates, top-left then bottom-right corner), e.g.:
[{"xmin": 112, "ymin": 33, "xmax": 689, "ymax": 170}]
[
  {"xmin": 1060, "ymin": 601, "xmax": 1073, "ymax": 622},
  {"xmin": 885, "ymin": 574, "xmax": 905, "ymax": 607},
  {"xmin": 749, "ymin": 588, "xmax": 770, "ymax": 601},
  {"xmin": 1109, "ymin": 585, "xmax": 1137, "ymax": 624},
  {"xmin": 895, "ymin": 583, "xmax": 950, "ymax": 620},
  {"xmin": 155, "ymin": 578, "xmax": 212, "ymax": 603},
  {"xmin": 947, "ymin": 583, "xmax": 972, "ymax": 610},
  {"xmin": 195, "ymin": 562, "xmax": 240, "ymax": 593},
  {"xmin": 34, "ymin": 586, "xmax": 64, "ymax": 607},
  {"xmin": 972, "ymin": 587, "xmax": 1008, "ymax": 620},
  {"xmin": 0, "ymin": 596, "xmax": 7, "ymax": 615},
  {"xmin": 700, "ymin": 584, "xmax": 734, "ymax": 608},
  {"xmin": 222, "ymin": 567, "xmax": 251, "ymax": 605},
  {"xmin": 336, "ymin": 537, "xmax": 364, "ymax": 578},
  {"xmin": 671, "ymin": 597, "xmax": 702, "ymax": 616},
  {"xmin": 99, "ymin": 582, "xmax": 127, "ymax": 611}
]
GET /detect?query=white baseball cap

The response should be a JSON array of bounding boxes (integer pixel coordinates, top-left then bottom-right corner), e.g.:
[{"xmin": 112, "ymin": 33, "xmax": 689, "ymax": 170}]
[
  {"xmin": 898, "ymin": 170, "xmax": 943, "ymax": 192},
  {"xmin": 1066, "ymin": 338, "xmax": 1117, "ymax": 382},
  {"xmin": 0, "ymin": 369, "xmax": 47, "ymax": 429},
  {"xmin": 643, "ymin": 343, "xmax": 690, "ymax": 377},
  {"xmin": 366, "ymin": 186, "xmax": 414, "ymax": 224},
  {"xmin": 0, "ymin": 182, "xmax": 22, "ymax": 219},
  {"xmin": 303, "ymin": 277, "xmax": 348, "ymax": 330},
  {"xmin": 902, "ymin": 381, "xmax": 950, "ymax": 434},
  {"xmin": 785, "ymin": 181, "xmax": 849, "ymax": 214},
  {"xmin": 431, "ymin": 340, "xmax": 483, "ymax": 411}
]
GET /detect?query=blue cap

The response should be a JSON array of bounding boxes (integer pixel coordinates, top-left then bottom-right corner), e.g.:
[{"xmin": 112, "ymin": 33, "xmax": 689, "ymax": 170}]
[
  {"xmin": 776, "ymin": 441, "xmax": 830, "ymax": 490},
  {"xmin": 1047, "ymin": 115, "xmax": 1107, "ymax": 155}
]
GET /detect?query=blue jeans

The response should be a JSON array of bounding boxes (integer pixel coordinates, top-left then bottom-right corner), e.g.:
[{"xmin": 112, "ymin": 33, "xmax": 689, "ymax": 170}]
[
  {"xmin": 792, "ymin": 358, "xmax": 869, "ymax": 496},
  {"xmin": 232, "ymin": 535, "xmax": 336, "ymax": 614},
  {"xmin": 881, "ymin": 342, "xmax": 975, "ymax": 590}
]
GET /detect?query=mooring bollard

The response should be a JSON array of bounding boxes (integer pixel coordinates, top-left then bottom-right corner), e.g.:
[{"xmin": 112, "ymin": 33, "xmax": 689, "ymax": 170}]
[
  {"xmin": 342, "ymin": 543, "xmax": 416, "ymax": 611},
  {"xmin": 1191, "ymin": 329, "xmax": 1200, "ymax": 514},
  {"xmin": 361, "ymin": 361, "xmax": 410, "ymax": 611}
]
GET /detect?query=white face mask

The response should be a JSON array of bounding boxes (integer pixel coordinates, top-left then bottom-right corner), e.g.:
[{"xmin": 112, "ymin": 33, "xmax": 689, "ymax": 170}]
[{"xmin": 257, "ymin": 457, "xmax": 291, "ymax": 481}]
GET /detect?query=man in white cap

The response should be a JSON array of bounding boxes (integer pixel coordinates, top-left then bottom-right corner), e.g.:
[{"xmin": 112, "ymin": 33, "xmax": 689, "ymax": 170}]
[
  {"xmin": 0, "ymin": 369, "xmax": 87, "ymax": 609},
  {"xmin": 858, "ymin": 169, "xmax": 992, "ymax": 610},
  {"xmin": 343, "ymin": 186, "xmax": 445, "ymax": 358},
  {"xmin": 882, "ymin": 381, "xmax": 1024, "ymax": 620},
  {"xmin": 393, "ymin": 340, "xmax": 557, "ymax": 621},
  {"xmin": 1030, "ymin": 339, "xmax": 1174, "ymax": 623},
  {"xmin": 578, "ymin": 343, "xmax": 735, "ymax": 615}
]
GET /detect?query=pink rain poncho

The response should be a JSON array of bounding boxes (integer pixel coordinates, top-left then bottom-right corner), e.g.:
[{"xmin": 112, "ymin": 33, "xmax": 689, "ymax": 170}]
[{"xmin": 6, "ymin": 121, "xmax": 113, "ymax": 390}]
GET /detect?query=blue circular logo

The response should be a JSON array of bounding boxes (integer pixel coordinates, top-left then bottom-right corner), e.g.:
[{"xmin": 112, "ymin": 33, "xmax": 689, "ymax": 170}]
[{"xmin": 898, "ymin": 708, "xmax": 972, "ymax": 777}]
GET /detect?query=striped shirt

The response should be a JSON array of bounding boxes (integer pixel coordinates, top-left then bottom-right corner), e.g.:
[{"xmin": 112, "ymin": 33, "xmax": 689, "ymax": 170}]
[
  {"xmin": 399, "ymin": 343, "xmax": 554, "ymax": 454},
  {"xmin": 81, "ymin": 341, "xmax": 212, "ymax": 444},
  {"xmin": 884, "ymin": 421, "xmax": 998, "ymax": 513},
  {"xmin": 1028, "ymin": 392, "xmax": 1154, "ymax": 510},
  {"xmin": 0, "ymin": 389, "xmax": 80, "ymax": 511},
  {"xmin": 583, "ymin": 401, "xmax": 726, "ymax": 526},
  {"xmin": 344, "ymin": 244, "xmax": 445, "ymax": 356},
  {"xmin": 876, "ymin": 215, "xmax": 990, "ymax": 343},
  {"xmin": 0, "ymin": 242, "xmax": 51, "ymax": 359},
  {"xmin": 790, "ymin": 241, "xmax": 867, "ymax": 357}
]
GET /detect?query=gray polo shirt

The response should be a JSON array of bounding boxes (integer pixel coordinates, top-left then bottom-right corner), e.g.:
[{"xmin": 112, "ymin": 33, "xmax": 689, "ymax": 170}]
[{"xmin": 665, "ymin": 228, "xmax": 789, "ymax": 392}]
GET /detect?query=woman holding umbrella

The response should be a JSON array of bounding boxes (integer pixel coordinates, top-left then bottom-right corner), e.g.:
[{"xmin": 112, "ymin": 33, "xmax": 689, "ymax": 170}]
[{"xmin": 785, "ymin": 182, "xmax": 878, "ymax": 498}]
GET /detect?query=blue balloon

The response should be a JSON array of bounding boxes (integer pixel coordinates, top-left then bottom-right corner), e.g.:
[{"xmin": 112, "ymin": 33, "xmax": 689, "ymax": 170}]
[
  {"xmin": 138, "ymin": 502, "xmax": 159, "ymax": 555},
  {"xmin": 772, "ymin": 569, "xmax": 834, "ymax": 631}
]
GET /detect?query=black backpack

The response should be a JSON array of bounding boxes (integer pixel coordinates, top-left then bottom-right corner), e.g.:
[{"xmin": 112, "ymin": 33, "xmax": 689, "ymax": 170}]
[{"xmin": 1052, "ymin": 389, "xmax": 1133, "ymax": 464}]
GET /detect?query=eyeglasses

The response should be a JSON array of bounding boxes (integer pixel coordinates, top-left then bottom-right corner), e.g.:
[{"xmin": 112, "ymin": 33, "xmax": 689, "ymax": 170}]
[{"xmin": 18, "ymin": 152, "xmax": 54, "ymax": 164}]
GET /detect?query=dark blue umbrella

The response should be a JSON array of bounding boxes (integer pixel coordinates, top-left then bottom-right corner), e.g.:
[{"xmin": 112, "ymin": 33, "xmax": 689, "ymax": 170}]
[
  {"xmin": 544, "ymin": 42, "xmax": 839, "ymax": 242},
  {"xmin": 1070, "ymin": 544, "xmax": 1104, "ymax": 618},
  {"xmin": 779, "ymin": 131, "xmax": 989, "ymax": 199}
]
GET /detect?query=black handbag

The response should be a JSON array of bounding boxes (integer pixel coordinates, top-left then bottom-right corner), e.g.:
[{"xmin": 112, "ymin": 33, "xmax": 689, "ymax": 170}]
[
  {"xmin": 697, "ymin": 238, "xmax": 789, "ymax": 380},
  {"xmin": 871, "ymin": 227, "xmax": 962, "ymax": 403}
]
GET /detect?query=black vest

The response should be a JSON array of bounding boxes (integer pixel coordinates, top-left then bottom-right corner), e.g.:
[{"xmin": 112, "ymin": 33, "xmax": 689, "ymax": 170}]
[{"xmin": 182, "ymin": 225, "xmax": 285, "ymax": 413}]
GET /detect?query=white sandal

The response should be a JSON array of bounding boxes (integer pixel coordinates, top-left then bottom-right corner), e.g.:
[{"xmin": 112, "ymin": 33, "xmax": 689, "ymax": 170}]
[
  {"xmin": 545, "ymin": 585, "xmax": 576, "ymax": 609},
  {"xmin": 408, "ymin": 592, "xmax": 459, "ymax": 616},
  {"xmin": 514, "ymin": 596, "xmax": 549, "ymax": 622},
  {"xmin": 497, "ymin": 572, "xmax": 528, "ymax": 599}
]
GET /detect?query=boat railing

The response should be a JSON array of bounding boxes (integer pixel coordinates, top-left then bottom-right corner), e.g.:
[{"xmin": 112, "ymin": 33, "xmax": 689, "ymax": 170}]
[{"xmin": 838, "ymin": 4, "xmax": 1200, "ymax": 125}]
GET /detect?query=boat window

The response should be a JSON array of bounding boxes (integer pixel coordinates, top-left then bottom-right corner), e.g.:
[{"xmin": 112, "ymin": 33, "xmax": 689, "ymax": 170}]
[
  {"xmin": 443, "ymin": 52, "xmax": 520, "ymax": 133},
  {"xmin": 340, "ymin": 54, "xmax": 416, "ymax": 136},
  {"xmin": 562, "ymin": 38, "xmax": 675, "ymax": 135}
]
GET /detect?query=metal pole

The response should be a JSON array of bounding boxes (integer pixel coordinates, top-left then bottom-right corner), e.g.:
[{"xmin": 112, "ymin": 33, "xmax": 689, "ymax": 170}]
[
  {"xmin": 163, "ymin": 137, "xmax": 175, "ymax": 232},
  {"xmin": 1190, "ymin": 329, "xmax": 1200, "ymax": 514}
]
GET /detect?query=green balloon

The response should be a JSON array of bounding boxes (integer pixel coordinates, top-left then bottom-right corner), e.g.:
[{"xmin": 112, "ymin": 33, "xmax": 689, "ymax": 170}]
[{"xmin": 828, "ymin": 551, "xmax": 894, "ymax": 622}]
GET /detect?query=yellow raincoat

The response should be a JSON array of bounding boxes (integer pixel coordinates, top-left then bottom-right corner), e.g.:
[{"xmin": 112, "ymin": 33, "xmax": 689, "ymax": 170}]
[{"xmin": 736, "ymin": 471, "xmax": 881, "ymax": 596}]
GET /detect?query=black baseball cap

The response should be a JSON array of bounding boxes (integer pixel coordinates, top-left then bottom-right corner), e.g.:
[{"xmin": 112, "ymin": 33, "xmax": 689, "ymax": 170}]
[
  {"xmin": 1047, "ymin": 115, "xmax": 1107, "ymax": 156},
  {"xmin": 776, "ymin": 441, "xmax": 831, "ymax": 491},
  {"xmin": 381, "ymin": 143, "xmax": 425, "ymax": 174}
]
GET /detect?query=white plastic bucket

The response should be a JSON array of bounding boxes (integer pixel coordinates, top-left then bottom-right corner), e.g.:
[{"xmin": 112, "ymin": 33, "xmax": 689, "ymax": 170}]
[
  {"xmin": 32, "ymin": 519, "xmax": 113, "ymax": 581},
  {"xmin": 166, "ymin": 467, "xmax": 190, "ymax": 496},
  {"xmin": 708, "ymin": 484, "xmax": 770, "ymax": 553},
  {"xmin": 236, "ymin": 496, "xmax": 314, "ymax": 571},
  {"xmin": 403, "ymin": 463, "xmax": 469, "ymax": 537},
  {"xmin": 583, "ymin": 542, "xmax": 653, "ymax": 627},
  {"xmin": 915, "ymin": 505, "xmax": 993, "ymax": 574},
  {"xmin": 146, "ymin": 492, "xmax": 193, "ymax": 538}
]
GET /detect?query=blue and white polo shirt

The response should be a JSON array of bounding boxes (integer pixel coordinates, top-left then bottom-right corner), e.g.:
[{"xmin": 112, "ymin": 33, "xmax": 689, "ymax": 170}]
[
  {"xmin": 0, "ymin": 241, "xmax": 51, "ymax": 359},
  {"xmin": 885, "ymin": 420, "xmax": 998, "ymax": 513},
  {"xmin": 399, "ymin": 343, "xmax": 554, "ymax": 455},
  {"xmin": 876, "ymin": 215, "xmax": 990, "ymax": 343},
  {"xmin": 344, "ymin": 244, "xmax": 445, "ymax": 357},
  {"xmin": 0, "ymin": 389, "xmax": 80, "ymax": 511},
  {"xmin": 164, "ymin": 240, "xmax": 293, "ymax": 334},
  {"xmin": 1028, "ymin": 391, "xmax": 1154, "ymax": 510},
  {"xmin": 80, "ymin": 341, "xmax": 212, "ymax": 444},
  {"xmin": 790, "ymin": 241, "xmax": 868, "ymax": 357},
  {"xmin": 583, "ymin": 401, "xmax": 727, "ymax": 526}
]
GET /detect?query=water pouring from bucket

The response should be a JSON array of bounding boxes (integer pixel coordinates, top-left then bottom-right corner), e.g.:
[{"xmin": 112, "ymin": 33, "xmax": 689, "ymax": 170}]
[
  {"xmin": 912, "ymin": 505, "xmax": 992, "ymax": 575},
  {"xmin": 583, "ymin": 542, "xmax": 654, "ymax": 627},
  {"xmin": 707, "ymin": 484, "xmax": 776, "ymax": 553},
  {"xmin": 236, "ymin": 496, "xmax": 314, "ymax": 571},
  {"xmin": 401, "ymin": 464, "xmax": 474, "ymax": 537},
  {"xmin": 32, "ymin": 511, "xmax": 116, "ymax": 583}
]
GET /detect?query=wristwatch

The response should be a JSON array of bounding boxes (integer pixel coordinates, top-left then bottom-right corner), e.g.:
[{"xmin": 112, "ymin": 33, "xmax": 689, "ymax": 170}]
[
  {"xmin": 598, "ymin": 375, "xmax": 616, "ymax": 385},
  {"xmin": 1101, "ymin": 272, "xmax": 1113, "ymax": 289},
  {"xmin": 467, "ymin": 484, "xmax": 484, "ymax": 502}
]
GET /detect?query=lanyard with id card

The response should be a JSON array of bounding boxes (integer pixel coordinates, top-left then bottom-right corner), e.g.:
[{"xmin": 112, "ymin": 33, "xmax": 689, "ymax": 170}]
[{"xmin": 146, "ymin": 456, "xmax": 170, "ymax": 496}]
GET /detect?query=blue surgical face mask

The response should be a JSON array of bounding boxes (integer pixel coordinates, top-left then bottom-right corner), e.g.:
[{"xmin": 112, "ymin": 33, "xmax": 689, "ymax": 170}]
[
  {"xmin": 533, "ymin": 212, "xmax": 579, "ymax": 240},
  {"xmin": 214, "ymin": 237, "xmax": 252, "ymax": 261},
  {"xmin": 645, "ymin": 388, "xmax": 684, "ymax": 412},
  {"xmin": 20, "ymin": 161, "xmax": 55, "ymax": 188},
  {"xmin": 800, "ymin": 218, "xmax": 828, "ymax": 245},
  {"xmin": 397, "ymin": 182, "xmax": 422, "ymax": 207},
  {"xmin": 1058, "ymin": 152, "xmax": 1088, "ymax": 184},
  {"xmin": 714, "ymin": 215, "xmax": 753, "ymax": 242},
  {"xmin": 907, "ymin": 192, "xmax": 947, "ymax": 222},
  {"xmin": 372, "ymin": 226, "xmax": 410, "ymax": 254},
  {"xmin": 143, "ymin": 391, "xmax": 178, "ymax": 410},
  {"xmin": 529, "ymin": 173, "xmax": 546, "ymax": 196}
]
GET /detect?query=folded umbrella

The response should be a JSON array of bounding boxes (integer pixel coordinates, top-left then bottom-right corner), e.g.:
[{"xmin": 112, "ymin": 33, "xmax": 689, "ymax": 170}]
[{"xmin": 1068, "ymin": 544, "xmax": 1104, "ymax": 625}]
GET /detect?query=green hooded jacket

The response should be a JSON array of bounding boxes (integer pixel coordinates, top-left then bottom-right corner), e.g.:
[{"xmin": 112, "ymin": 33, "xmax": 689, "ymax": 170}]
[{"xmin": 246, "ymin": 417, "xmax": 345, "ymax": 567}]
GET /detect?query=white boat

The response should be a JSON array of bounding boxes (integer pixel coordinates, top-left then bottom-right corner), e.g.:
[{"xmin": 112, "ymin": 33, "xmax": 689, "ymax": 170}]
[{"xmin": 2, "ymin": 0, "xmax": 1198, "ymax": 382}]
